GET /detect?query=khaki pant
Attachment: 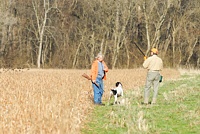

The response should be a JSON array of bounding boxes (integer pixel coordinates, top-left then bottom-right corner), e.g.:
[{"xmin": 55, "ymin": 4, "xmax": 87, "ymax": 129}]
[{"xmin": 144, "ymin": 71, "xmax": 160, "ymax": 104}]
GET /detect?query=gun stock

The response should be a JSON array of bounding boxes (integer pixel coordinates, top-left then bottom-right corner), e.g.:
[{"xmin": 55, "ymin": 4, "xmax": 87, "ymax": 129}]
[
  {"xmin": 82, "ymin": 73, "xmax": 99, "ymax": 87},
  {"xmin": 82, "ymin": 73, "xmax": 92, "ymax": 80}
]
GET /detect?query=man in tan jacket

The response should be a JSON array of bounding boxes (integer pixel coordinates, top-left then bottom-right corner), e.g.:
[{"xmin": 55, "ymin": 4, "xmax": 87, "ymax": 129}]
[{"xmin": 143, "ymin": 48, "xmax": 163, "ymax": 104}]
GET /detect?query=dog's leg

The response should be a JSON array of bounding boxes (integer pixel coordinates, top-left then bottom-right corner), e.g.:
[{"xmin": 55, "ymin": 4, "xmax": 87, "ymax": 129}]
[
  {"xmin": 109, "ymin": 91, "xmax": 113, "ymax": 105},
  {"xmin": 108, "ymin": 95, "xmax": 111, "ymax": 104},
  {"xmin": 114, "ymin": 95, "xmax": 117, "ymax": 104}
]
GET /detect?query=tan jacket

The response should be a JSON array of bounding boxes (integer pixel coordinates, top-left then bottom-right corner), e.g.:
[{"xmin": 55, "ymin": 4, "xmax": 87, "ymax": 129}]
[{"xmin": 143, "ymin": 55, "xmax": 163, "ymax": 71}]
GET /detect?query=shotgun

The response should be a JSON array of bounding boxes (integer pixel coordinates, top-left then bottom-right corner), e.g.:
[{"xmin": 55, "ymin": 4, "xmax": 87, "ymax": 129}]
[
  {"xmin": 133, "ymin": 42, "xmax": 146, "ymax": 56},
  {"xmin": 82, "ymin": 73, "xmax": 99, "ymax": 87}
]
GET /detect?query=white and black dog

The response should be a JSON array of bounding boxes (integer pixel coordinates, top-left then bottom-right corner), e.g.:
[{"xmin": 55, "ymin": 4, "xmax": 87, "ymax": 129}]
[{"xmin": 109, "ymin": 82, "xmax": 124, "ymax": 104}]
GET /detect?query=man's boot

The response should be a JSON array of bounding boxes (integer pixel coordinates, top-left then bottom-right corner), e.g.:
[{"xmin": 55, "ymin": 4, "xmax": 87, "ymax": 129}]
[
  {"xmin": 144, "ymin": 98, "xmax": 149, "ymax": 105},
  {"xmin": 152, "ymin": 98, "xmax": 157, "ymax": 104}
]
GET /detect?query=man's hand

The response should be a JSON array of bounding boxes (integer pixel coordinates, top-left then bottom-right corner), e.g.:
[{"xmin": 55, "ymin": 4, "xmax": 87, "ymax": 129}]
[
  {"xmin": 144, "ymin": 56, "xmax": 147, "ymax": 60},
  {"xmin": 92, "ymin": 80, "xmax": 99, "ymax": 87}
]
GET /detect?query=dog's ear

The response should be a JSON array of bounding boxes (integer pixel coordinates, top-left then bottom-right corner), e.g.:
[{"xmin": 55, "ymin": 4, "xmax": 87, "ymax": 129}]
[
  {"xmin": 115, "ymin": 82, "xmax": 120, "ymax": 87},
  {"xmin": 116, "ymin": 82, "xmax": 122, "ymax": 87}
]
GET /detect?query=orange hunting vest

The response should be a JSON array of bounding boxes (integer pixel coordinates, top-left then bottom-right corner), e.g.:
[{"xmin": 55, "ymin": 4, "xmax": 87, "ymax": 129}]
[{"xmin": 91, "ymin": 60, "xmax": 108, "ymax": 81}]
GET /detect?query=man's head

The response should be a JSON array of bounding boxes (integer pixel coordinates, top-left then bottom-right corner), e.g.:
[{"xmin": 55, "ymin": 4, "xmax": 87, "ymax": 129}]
[
  {"xmin": 96, "ymin": 52, "xmax": 104, "ymax": 61},
  {"xmin": 151, "ymin": 48, "xmax": 158, "ymax": 55}
]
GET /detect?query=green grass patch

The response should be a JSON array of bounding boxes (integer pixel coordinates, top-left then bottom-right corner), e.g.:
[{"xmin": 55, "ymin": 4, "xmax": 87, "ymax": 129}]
[{"xmin": 81, "ymin": 74, "xmax": 200, "ymax": 134}]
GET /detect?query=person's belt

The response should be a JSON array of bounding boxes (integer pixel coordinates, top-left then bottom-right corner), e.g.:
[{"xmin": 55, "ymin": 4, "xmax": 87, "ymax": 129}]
[{"xmin": 148, "ymin": 70, "xmax": 160, "ymax": 72}]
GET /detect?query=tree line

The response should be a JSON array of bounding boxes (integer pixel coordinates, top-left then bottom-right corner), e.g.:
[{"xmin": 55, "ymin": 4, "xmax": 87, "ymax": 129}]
[{"xmin": 0, "ymin": 0, "xmax": 199, "ymax": 69}]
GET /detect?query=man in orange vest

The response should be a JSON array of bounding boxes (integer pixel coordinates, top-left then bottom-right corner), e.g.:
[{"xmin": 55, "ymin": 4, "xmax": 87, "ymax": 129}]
[{"xmin": 91, "ymin": 52, "xmax": 108, "ymax": 105}]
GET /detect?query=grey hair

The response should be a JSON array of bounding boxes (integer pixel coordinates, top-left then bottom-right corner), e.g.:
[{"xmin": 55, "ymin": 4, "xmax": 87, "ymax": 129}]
[{"xmin": 95, "ymin": 52, "xmax": 104, "ymax": 59}]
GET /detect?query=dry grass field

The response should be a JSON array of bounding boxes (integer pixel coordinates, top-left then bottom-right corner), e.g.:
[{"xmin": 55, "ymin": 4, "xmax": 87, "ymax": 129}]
[{"xmin": 0, "ymin": 68, "xmax": 180, "ymax": 134}]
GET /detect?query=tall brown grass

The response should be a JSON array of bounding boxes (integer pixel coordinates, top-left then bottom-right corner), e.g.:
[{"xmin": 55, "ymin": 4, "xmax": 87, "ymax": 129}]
[{"xmin": 0, "ymin": 68, "xmax": 180, "ymax": 134}]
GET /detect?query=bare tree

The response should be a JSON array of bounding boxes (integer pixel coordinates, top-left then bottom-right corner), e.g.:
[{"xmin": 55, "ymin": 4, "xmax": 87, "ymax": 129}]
[
  {"xmin": 32, "ymin": 0, "xmax": 57, "ymax": 68},
  {"xmin": 142, "ymin": 0, "xmax": 173, "ymax": 55},
  {"xmin": 111, "ymin": 0, "xmax": 132, "ymax": 69},
  {"xmin": 0, "ymin": 0, "xmax": 17, "ymax": 66}
]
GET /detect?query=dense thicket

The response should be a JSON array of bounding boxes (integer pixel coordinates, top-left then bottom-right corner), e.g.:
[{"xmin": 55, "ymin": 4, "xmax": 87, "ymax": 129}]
[{"xmin": 0, "ymin": 0, "xmax": 199, "ymax": 69}]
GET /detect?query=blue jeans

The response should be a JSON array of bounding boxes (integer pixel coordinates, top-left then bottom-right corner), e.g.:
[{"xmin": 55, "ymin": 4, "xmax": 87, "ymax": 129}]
[{"xmin": 92, "ymin": 77, "xmax": 104, "ymax": 104}]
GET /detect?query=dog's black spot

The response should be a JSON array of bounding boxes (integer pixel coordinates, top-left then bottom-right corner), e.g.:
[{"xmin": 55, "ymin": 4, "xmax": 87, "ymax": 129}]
[{"xmin": 111, "ymin": 89, "xmax": 117, "ymax": 95}]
